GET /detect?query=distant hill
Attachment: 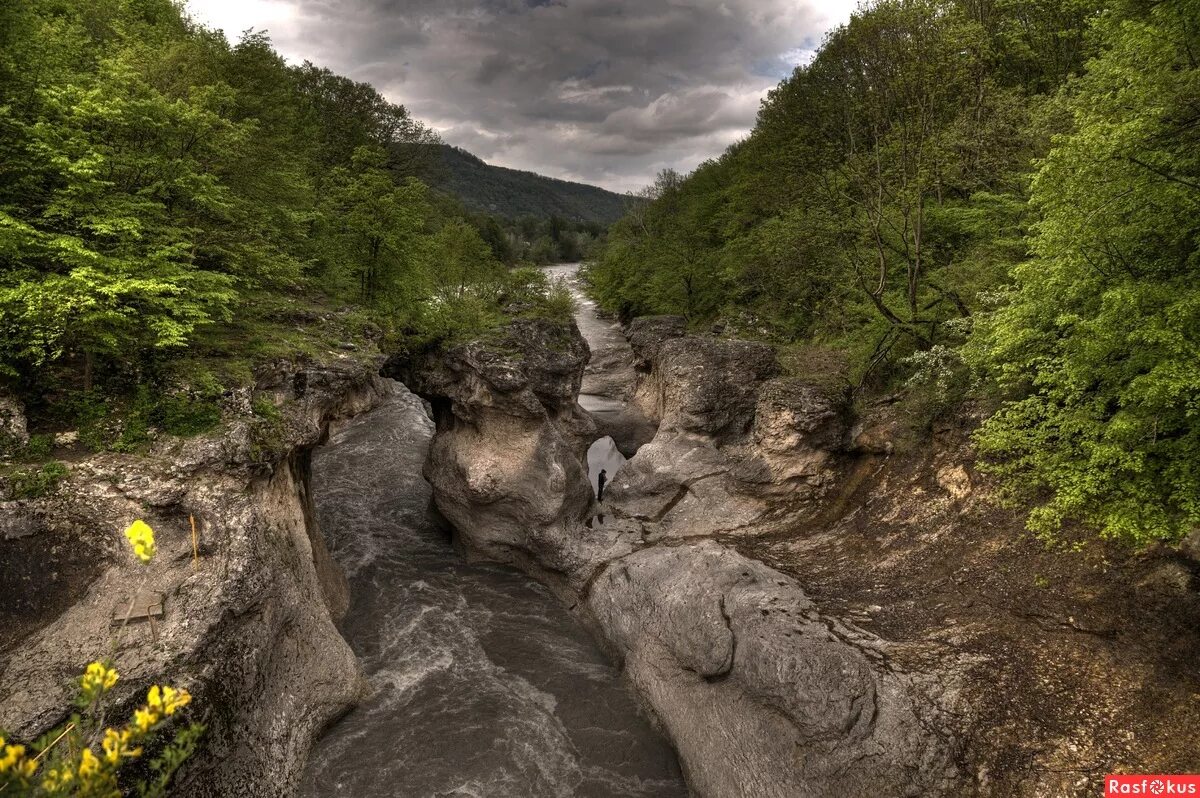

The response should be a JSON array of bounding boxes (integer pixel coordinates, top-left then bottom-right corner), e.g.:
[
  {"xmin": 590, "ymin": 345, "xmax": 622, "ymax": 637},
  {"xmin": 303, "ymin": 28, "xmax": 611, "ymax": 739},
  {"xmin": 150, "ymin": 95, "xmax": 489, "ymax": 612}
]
[{"xmin": 417, "ymin": 144, "xmax": 631, "ymax": 225}]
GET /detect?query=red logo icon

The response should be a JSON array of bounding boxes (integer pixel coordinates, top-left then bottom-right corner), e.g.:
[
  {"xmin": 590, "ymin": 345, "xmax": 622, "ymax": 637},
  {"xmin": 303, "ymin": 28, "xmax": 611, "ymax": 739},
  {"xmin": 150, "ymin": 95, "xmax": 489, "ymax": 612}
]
[{"xmin": 1106, "ymin": 776, "xmax": 1200, "ymax": 796}]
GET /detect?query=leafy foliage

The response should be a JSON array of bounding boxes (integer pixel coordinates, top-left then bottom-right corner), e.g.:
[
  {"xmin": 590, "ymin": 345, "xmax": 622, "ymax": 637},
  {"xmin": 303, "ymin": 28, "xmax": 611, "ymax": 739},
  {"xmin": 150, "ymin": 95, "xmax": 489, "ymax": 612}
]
[
  {"xmin": 5, "ymin": 461, "xmax": 69, "ymax": 500},
  {"xmin": 591, "ymin": 0, "xmax": 1197, "ymax": 546},
  {"xmin": 0, "ymin": 0, "xmax": 575, "ymax": 449},
  {"xmin": 591, "ymin": 0, "xmax": 1094, "ymax": 366},
  {"xmin": 967, "ymin": 0, "xmax": 1200, "ymax": 544}
]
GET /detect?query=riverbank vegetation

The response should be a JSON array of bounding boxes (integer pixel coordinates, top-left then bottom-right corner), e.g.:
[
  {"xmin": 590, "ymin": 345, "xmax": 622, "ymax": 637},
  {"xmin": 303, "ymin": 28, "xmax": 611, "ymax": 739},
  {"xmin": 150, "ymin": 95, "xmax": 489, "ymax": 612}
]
[
  {"xmin": 588, "ymin": 0, "xmax": 1199, "ymax": 546},
  {"xmin": 0, "ymin": 0, "xmax": 576, "ymax": 453}
]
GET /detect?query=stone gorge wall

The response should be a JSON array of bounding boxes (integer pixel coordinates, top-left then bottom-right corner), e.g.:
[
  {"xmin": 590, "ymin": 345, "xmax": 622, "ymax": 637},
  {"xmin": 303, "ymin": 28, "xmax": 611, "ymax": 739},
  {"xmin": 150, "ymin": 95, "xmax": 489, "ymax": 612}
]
[
  {"xmin": 609, "ymin": 318, "xmax": 1200, "ymax": 796},
  {"xmin": 400, "ymin": 317, "xmax": 959, "ymax": 798},
  {"xmin": 0, "ymin": 360, "xmax": 389, "ymax": 798}
]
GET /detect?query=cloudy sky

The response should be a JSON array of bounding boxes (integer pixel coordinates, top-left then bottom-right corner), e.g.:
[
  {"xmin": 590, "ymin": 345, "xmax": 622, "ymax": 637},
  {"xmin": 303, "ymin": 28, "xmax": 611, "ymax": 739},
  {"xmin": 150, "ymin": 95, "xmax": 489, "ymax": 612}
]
[{"xmin": 185, "ymin": 0, "xmax": 857, "ymax": 193}]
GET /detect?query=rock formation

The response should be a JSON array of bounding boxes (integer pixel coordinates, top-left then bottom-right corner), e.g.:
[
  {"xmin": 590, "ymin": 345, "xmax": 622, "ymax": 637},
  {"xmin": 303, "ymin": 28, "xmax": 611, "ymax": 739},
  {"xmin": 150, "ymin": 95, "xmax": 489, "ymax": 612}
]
[
  {"xmin": 406, "ymin": 316, "xmax": 959, "ymax": 797},
  {"xmin": 0, "ymin": 357, "xmax": 387, "ymax": 798},
  {"xmin": 610, "ymin": 319, "xmax": 849, "ymax": 539},
  {"xmin": 389, "ymin": 319, "xmax": 598, "ymax": 577},
  {"xmin": 0, "ymin": 392, "xmax": 29, "ymax": 449}
]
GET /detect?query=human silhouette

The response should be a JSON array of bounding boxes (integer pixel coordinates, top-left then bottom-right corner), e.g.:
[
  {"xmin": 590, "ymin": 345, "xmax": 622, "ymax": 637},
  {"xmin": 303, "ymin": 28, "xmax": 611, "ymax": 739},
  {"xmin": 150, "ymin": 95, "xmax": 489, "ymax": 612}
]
[{"xmin": 597, "ymin": 469, "xmax": 607, "ymax": 503}]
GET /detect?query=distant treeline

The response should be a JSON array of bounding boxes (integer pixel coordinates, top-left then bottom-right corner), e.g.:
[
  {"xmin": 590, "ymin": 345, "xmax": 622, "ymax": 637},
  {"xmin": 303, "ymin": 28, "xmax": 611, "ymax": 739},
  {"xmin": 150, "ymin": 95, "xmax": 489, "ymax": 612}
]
[
  {"xmin": 466, "ymin": 213, "xmax": 607, "ymax": 266},
  {"xmin": 589, "ymin": 0, "xmax": 1199, "ymax": 547},
  {"xmin": 416, "ymin": 144, "xmax": 631, "ymax": 226}
]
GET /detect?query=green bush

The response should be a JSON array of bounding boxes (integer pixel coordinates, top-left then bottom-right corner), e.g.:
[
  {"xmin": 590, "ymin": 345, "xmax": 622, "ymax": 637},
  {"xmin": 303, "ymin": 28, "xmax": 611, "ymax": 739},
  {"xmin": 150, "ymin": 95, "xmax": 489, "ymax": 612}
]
[
  {"xmin": 251, "ymin": 397, "xmax": 282, "ymax": 423},
  {"xmin": 155, "ymin": 395, "xmax": 222, "ymax": 437},
  {"xmin": 23, "ymin": 434, "xmax": 52, "ymax": 460},
  {"xmin": 7, "ymin": 462, "xmax": 69, "ymax": 499},
  {"xmin": 535, "ymin": 278, "xmax": 576, "ymax": 321},
  {"xmin": 901, "ymin": 344, "xmax": 972, "ymax": 433}
]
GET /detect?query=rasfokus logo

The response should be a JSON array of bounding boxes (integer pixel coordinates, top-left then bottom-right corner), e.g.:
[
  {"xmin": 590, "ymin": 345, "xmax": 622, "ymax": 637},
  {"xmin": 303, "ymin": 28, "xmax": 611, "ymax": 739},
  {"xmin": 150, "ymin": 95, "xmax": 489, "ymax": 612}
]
[{"xmin": 1106, "ymin": 775, "xmax": 1200, "ymax": 796}]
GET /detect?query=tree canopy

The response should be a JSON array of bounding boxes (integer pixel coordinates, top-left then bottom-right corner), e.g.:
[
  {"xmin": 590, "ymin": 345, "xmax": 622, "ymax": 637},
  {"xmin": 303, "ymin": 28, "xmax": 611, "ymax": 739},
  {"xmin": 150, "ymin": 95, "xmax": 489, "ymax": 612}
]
[
  {"xmin": 589, "ymin": 0, "xmax": 1198, "ymax": 546},
  {"xmin": 0, "ymin": 0, "xmax": 570, "ymax": 418}
]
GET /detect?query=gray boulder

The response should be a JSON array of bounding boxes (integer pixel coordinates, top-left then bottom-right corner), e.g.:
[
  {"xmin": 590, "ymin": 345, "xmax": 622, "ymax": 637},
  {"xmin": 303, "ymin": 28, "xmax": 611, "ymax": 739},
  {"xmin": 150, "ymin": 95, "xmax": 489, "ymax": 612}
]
[
  {"xmin": 400, "ymin": 319, "xmax": 597, "ymax": 579},
  {"xmin": 627, "ymin": 315, "xmax": 687, "ymax": 371},
  {"xmin": 588, "ymin": 541, "xmax": 955, "ymax": 797},
  {"xmin": 0, "ymin": 393, "xmax": 29, "ymax": 449},
  {"xmin": 653, "ymin": 337, "xmax": 779, "ymax": 442}
]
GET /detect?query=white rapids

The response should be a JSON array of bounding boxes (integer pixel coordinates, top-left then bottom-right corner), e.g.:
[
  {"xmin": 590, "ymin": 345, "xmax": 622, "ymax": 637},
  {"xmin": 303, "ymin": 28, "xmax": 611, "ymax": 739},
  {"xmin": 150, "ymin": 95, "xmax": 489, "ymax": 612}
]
[{"xmin": 298, "ymin": 383, "xmax": 685, "ymax": 797}]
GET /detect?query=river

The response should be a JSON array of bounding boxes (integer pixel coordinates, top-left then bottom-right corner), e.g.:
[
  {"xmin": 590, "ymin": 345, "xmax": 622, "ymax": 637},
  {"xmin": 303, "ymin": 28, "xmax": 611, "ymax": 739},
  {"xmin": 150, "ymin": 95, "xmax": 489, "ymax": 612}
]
[
  {"xmin": 543, "ymin": 263, "xmax": 644, "ymax": 496},
  {"xmin": 298, "ymin": 268, "xmax": 684, "ymax": 796}
]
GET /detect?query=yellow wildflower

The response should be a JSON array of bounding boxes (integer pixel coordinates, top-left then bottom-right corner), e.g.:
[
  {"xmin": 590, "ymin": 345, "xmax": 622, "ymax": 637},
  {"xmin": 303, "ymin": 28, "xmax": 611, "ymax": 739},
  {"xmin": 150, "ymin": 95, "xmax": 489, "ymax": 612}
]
[
  {"xmin": 161, "ymin": 686, "xmax": 191, "ymax": 716},
  {"xmin": 123, "ymin": 519, "xmax": 156, "ymax": 563},
  {"xmin": 101, "ymin": 727, "xmax": 142, "ymax": 765},
  {"xmin": 134, "ymin": 707, "xmax": 157, "ymax": 734},
  {"xmin": 78, "ymin": 747, "xmax": 100, "ymax": 778},
  {"xmin": 18, "ymin": 758, "xmax": 36, "ymax": 778},
  {"xmin": 0, "ymin": 742, "xmax": 27, "ymax": 773},
  {"xmin": 81, "ymin": 661, "xmax": 120, "ymax": 696},
  {"xmin": 43, "ymin": 766, "xmax": 73, "ymax": 791}
]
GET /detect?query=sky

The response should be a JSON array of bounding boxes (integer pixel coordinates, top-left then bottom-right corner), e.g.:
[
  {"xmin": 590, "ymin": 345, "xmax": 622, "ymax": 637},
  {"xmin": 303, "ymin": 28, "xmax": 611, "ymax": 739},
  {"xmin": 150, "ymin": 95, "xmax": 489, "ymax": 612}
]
[{"xmin": 184, "ymin": 0, "xmax": 858, "ymax": 193}]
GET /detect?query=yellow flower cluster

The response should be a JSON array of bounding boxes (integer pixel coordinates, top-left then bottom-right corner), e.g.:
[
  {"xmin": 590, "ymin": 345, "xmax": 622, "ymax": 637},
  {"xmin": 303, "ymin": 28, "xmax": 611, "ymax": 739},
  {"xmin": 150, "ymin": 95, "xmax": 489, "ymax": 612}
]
[
  {"xmin": 80, "ymin": 661, "xmax": 120, "ymax": 700},
  {"xmin": 39, "ymin": 764, "xmax": 73, "ymax": 792},
  {"xmin": 101, "ymin": 727, "xmax": 141, "ymax": 764},
  {"xmin": 40, "ymin": 745, "xmax": 120, "ymax": 795},
  {"xmin": 77, "ymin": 748, "xmax": 99, "ymax": 777},
  {"xmin": 123, "ymin": 519, "xmax": 156, "ymax": 563},
  {"xmin": 148, "ymin": 681, "xmax": 192, "ymax": 720},
  {"xmin": 0, "ymin": 737, "xmax": 37, "ymax": 779},
  {"xmin": 16, "ymin": 678, "xmax": 194, "ymax": 794}
]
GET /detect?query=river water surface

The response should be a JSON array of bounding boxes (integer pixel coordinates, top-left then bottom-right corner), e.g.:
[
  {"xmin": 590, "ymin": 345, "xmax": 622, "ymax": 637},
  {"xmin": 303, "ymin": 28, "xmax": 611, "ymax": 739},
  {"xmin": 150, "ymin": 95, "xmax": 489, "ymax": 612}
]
[
  {"xmin": 543, "ymin": 263, "xmax": 639, "ymax": 496},
  {"xmin": 299, "ymin": 289, "xmax": 684, "ymax": 797}
]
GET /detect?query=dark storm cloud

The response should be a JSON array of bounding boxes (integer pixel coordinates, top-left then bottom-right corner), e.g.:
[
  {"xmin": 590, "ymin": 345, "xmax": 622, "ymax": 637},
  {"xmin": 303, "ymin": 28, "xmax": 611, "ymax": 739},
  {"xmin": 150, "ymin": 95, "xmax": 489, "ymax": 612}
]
[{"xmin": 191, "ymin": 0, "xmax": 855, "ymax": 192}]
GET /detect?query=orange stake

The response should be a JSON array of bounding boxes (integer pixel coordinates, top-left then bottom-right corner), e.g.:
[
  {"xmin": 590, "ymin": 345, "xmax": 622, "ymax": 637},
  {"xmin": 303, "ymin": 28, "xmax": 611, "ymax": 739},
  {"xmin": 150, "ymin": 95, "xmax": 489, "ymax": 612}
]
[{"xmin": 190, "ymin": 514, "xmax": 199, "ymax": 568}]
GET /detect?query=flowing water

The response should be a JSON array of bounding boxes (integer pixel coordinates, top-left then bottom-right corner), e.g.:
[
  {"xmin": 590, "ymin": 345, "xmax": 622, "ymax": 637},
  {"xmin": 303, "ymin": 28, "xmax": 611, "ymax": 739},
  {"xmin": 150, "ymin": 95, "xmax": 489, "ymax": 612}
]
[
  {"xmin": 543, "ymin": 263, "xmax": 638, "ymax": 495},
  {"xmin": 298, "ymin": 383, "xmax": 685, "ymax": 795}
]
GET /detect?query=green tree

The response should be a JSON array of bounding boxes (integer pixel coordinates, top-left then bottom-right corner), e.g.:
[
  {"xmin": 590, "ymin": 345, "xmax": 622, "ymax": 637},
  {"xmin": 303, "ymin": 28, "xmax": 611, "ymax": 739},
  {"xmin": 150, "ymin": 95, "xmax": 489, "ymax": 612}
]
[
  {"xmin": 967, "ymin": 0, "xmax": 1200, "ymax": 544},
  {"xmin": 428, "ymin": 219, "xmax": 502, "ymax": 301},
  {"xmin": 0, "ymin": 26, "xmax": 247, "ymax": 385},
  {"xmin": 476, "ymin": 215, "xmax": 516, "ymax": 265},
  {"xmin": 314, "ymin": 147, "xmax": 432, "ymax": 307},
  {"xmin": 0, "ymin": 0, "xmax": 552, "ymax": 406}
]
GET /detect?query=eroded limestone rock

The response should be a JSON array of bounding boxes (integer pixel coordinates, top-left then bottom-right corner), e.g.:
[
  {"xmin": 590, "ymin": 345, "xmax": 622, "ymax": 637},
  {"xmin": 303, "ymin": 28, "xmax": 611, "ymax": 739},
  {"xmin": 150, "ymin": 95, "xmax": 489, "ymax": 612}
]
[
  {"xmin": 0, "ymin": 358, "xmax": 387, "ymax": 798},
  {"xmin": 407, "ymin": 318, "xmax": 957, "ymax": 797},
  {"xmin": 589, "ymin": 542, "xmax": 953, "ymax": 797},
  {"xmin": 612, "ymin": 336, "xmax": 848, "ymax": 538},
  {"xmin": 396, "ymin": 318, "xmax": 597, "ymax": 580}
]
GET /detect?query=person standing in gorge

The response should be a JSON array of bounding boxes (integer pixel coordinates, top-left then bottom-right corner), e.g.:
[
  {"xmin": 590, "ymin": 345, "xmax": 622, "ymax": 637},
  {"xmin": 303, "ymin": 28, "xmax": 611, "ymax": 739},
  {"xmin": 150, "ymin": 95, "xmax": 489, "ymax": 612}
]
[{"xmin": 597, "ymin": 469, "xmax": 607, "ymax": 503}]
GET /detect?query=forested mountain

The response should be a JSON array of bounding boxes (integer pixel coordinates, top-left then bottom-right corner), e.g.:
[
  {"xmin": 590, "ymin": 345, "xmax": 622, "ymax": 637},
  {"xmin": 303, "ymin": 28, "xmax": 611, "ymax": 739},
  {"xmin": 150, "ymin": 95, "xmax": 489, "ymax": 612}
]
[
  {"xmin": 589, "ymin": 0, "xmax": 1200, "ymax": 547},
  {"xmin": 419, "ymin": 144, "xmax": 630, "ymax": 224},
  {"xmin": 0, "ymin": 0, "xmax": 571, "ymax": 449}
]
